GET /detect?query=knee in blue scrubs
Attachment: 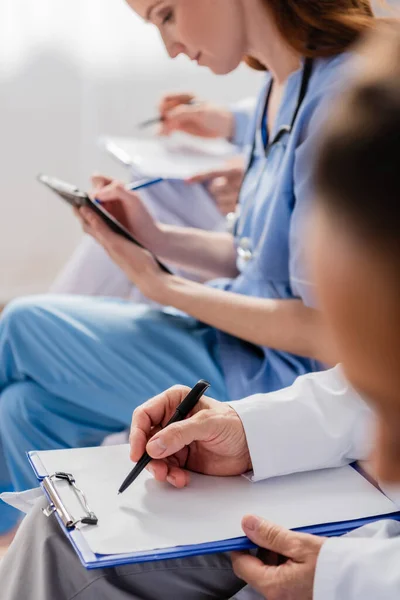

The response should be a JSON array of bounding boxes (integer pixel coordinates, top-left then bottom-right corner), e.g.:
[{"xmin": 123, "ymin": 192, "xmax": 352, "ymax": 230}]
[{"xmin": 0, "ymin": 295, "xmax": 229, "ymax": 531}]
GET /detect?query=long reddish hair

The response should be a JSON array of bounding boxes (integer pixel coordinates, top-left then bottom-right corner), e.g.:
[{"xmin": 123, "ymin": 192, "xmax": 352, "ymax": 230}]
[{"xmin": 246, "ymin": 0, "xmax": 376, "ymax": 70}]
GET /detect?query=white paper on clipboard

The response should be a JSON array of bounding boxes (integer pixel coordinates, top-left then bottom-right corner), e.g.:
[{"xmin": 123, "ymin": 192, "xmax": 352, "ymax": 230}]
[
  {"xmin": 26, "ymin": 444, "xmax": 398, "ymax": 557},
  {"xmin": 101, "ymin": 134, "xmax": 240, "ymax": 179}
]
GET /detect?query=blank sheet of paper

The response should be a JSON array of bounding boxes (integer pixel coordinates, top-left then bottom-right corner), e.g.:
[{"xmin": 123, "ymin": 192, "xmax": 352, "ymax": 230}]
[
  {"xmin": 36, "ymin": 444, "xmax": 397, "ymax": 556},
  {"xmin": 103, "ymin": 135, "xmax": 239, "ymax": 179}
]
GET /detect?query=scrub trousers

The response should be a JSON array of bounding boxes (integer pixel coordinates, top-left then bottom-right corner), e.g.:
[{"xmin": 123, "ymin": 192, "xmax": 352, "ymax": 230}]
[
  {"xmin": 0, "ymin": 497, "xmax": 262, "ymax": 600},
  {"xmin": 0, "ymin": 295, "xmax": 229, "ymax": 533}
]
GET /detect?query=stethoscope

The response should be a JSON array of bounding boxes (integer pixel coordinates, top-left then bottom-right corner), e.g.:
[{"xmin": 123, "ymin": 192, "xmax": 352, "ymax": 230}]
[{"xmin": 228, "ymin": 57, "xmax": 314, "ymax": 270}]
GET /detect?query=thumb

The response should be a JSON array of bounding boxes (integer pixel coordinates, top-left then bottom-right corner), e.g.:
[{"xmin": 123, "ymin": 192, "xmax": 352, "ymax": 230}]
[
  {"xmin": 146, "ymin": 413, "xmax": 210, "ymax": 459},
  {"xmin": 242, "ymin": 516, "xmax": 300, "ymax": 559}
]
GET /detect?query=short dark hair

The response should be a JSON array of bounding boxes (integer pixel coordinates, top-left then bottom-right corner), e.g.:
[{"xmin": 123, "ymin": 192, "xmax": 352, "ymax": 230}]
[{"xmin": 315, "ymin": 21, "xmax": 400, "ymax": 253}]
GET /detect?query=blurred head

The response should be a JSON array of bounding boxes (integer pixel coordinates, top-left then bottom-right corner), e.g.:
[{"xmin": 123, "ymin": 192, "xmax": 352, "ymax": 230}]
[
  {"xmin": 312, "ymin": 22, "xmax": 400, "ymax": 483},
  {"xmin": 126, "ymin": 0, "xmax": 375, "ymax": 75}
]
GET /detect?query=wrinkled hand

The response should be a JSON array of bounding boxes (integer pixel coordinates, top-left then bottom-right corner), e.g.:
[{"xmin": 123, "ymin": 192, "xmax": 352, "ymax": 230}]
[
  {"xmin": 129, "ymin": 385, "xmax": 252, "ymax": 488},
  {"xmin": 158, "ymin": 92, "xmax": 235, "ymax": 139},
  {"xmin": 188, "ymin": 157, "xmax": 245, "ymax": 215},
  {"xmin": 232, "ymin": 516, "xmax": 325, "ymax": 600},
  {"xmin": 74, "ymin": 203, "xmax": 169, "ymax": 302}
]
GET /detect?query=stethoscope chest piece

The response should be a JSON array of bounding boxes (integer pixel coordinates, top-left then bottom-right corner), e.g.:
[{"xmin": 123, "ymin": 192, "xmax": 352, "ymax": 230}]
[
  {"xmin": 237, "ymin": 237, "xmax": 253, "ymax": 270},
  {"xmin": 226, "ymin": 210, "xmax": 239, "ymax": 235},
  {"xmin": 232, "ymin": 58, "xmax": 314, "ymax": 274}
]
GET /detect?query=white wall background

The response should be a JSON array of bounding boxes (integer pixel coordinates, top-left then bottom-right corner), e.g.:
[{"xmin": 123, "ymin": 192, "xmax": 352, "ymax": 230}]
[{"xmin": 0, "ymin": 0, "xmax": 262, "ymax": 302}]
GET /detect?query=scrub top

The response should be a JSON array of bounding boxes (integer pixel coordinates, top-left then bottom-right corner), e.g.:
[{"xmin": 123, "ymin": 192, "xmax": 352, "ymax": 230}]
[{"xmin": 210, "ymin": 53, "xmax": 349, "ymax": 400}]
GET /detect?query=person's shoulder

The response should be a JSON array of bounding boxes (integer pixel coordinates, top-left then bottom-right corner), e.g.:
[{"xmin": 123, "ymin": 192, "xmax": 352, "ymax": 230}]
[
  {"xmin": 295, "ymin": 53, "xmax": 354, "ymax": 143},
  {"xmin": 301, "ymin": 52, "xmax": 354, "ymax": 117},
  {"xmin": 311, "ymin": 52, "xmax": 354, "ymax": 92}
]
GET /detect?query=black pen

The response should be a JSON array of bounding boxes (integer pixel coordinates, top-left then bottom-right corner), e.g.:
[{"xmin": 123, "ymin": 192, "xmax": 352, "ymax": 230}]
[
  {"xmin": 137, "ymin": 99, "xmax": 199, "ymax": 129},
  {"xmin": 118, "ymin": 380, "xmax": 210, "ymax": 495}
]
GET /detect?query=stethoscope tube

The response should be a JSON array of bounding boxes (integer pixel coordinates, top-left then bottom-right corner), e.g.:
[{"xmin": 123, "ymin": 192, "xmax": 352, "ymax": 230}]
[{"xmin": 231, "ymin": 58, "xmax": 314, "ymax": 262}]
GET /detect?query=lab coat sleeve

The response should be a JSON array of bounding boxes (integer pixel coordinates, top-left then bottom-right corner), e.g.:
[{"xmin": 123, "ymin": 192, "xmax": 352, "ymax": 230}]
[
  {"xmin": 314, "ymin": 520, "xmax": 400, "ymax": 600},
  {"xmin": 229, "ymin": 97, "xmax": 257, "ymax": 149},
  {"xmin": 230, "ymin": 365, "xmax": 373, "ymax": 481}
]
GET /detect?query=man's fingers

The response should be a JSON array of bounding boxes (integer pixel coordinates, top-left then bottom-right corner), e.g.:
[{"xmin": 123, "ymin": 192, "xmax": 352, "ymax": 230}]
[
  {"xmin": 147, "ymin": 459, "xmax": 168, "ymax": 482},
  {"xmin": 131, "ymin": 386, "xmax": 191, "ymax": 430},
  {"xmin": 146, "ymin": 459, "xmax": 190, "ymax": 488},
  {"xmin": 129, "ymin": 426, "xmax": 149, "ymax": 462},
  {"xmin": 164, "ymin": 464, "xmax": 190, "ymax": 488},
  {"xmin": 130, "ymin": 386, "xmax": 192, "ymax": 460},
  {"xmin": 146, "ymin": 412, "xmax": 211, "ymax": 459},
  {"xmin": 242, "ymin": 516, "xmax": 299, "ymax": 559},
  {"xmin": 130, "ymin": 405, "xmax": 157, "ymax": 461},
  {"xmin": 231, "ymin": 552, "xmax": 275, "ymax": 592}
]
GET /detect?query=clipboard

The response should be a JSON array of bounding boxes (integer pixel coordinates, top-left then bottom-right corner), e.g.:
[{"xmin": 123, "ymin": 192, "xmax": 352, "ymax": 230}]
[
  {"xmin": 27, "ymin": 448, "xmax": 400, "ymax": 571},
  {"xmin": 100, "ymin": 135, "xmax": 239, "ymax": 180}
]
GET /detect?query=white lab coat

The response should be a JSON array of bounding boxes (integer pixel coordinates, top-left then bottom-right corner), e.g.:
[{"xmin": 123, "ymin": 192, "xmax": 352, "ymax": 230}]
[
  {"xmin": 229, "ymin": 365, "xmax": 400, "ymax": 600},
  {"xmin": 230, "ymin": 365, "xmax": 374, "ymax": 482},
  {"xmin": 314, "ymin": 519, "xmax": 400, "ymax": 600}
]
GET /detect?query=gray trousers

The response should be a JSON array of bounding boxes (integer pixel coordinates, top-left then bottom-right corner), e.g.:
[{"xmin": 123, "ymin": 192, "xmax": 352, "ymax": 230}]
[{"xmin": 0, "ymin": 499, "xmax": 253, "ymax": 600}]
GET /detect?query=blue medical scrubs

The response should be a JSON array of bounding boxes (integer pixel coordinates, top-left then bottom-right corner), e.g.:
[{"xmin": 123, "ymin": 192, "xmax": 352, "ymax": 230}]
[{"xmin": 0, "ymin": 54, "xmax": 348, "ymax": 533}]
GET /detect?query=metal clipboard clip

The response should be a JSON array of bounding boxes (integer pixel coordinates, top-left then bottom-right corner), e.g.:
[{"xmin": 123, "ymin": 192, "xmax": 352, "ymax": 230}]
[{"xmin": 42, "ymin": 472, "xmax": 98, "ymax": 530}]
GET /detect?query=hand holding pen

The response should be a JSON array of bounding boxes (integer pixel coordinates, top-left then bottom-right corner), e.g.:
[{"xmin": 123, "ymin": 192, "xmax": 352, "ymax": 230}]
[
  {"xmin": 125, "ymin": 382, "xmax": 251, "ymax": 491},
  {"xmin": 88, "ymin": 175, "xmax": 165, "ymax": 263},
  {"xmin": 138, "ymin": 92, "xmax": 235, "ymax": 140},
  {"xmin": 138, "ymin": 93, "xmax": 198, "ymax": 130},
  {"xmin": 119, "ymin": 381, "xmax": 210, "ymax": 494}
]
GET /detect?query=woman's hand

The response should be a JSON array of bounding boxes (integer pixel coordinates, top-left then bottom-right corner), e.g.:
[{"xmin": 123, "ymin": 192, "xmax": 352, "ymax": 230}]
[
  {"xmin": 159, "ymin": 92, "xmax": 235, "ymax": 139},
  {"xmin": 88, "ymin": 177, "xmax": 164, "ymax": 254},
  {"xmin": 232, "ymin": 516, "xmax": 325, "ymax": 600},
  {"xmin": 74, "ymin": 204, "xmax": 170, "ymax": 303},
  {"xmin": 129, "ymin": 385, "xmax": 252, "ymax": 488},
  {"xmin": 188, "ymin": 157, "xmax": 245, "ymax": 215}
]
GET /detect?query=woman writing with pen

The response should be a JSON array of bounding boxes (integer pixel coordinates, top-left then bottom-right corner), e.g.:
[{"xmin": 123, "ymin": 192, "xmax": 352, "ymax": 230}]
[
  {"xmin": 0, "ymin": 0, "xmax": 376, "ymax": 537},
  {"xmin": 50, "ymin": 95, "xmax": 253, "ymax": 299}
]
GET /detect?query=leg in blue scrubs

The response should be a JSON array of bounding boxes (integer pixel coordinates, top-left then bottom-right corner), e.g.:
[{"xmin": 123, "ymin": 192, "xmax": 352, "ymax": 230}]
[{"xmin": 0, "ymin": 295, "xmax": 228, "ymax": 532}]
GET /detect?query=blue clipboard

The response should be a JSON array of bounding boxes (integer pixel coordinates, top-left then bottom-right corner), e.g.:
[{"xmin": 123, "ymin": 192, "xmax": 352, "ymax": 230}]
[{"xmin": 28, "ymin": 451, "xmax": 400, "ymax": 570}]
